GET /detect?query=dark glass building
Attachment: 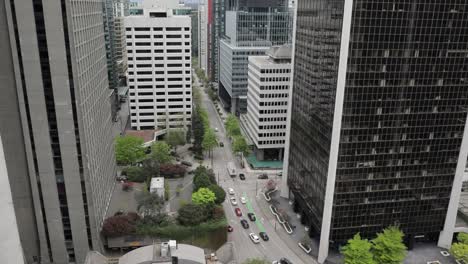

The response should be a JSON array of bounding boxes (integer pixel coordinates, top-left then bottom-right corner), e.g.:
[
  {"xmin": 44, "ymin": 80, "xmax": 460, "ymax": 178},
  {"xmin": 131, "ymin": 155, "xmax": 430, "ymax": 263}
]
[{"xmin": 287, "ymin": 0, "xmax": 468, "ymax": 262}]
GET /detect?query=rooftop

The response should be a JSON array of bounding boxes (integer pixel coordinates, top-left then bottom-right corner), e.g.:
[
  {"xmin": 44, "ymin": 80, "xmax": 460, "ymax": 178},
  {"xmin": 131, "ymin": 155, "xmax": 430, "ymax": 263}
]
[{"xmin": 125, "ymin": 129, "xmax": 157, "ymax": 144}]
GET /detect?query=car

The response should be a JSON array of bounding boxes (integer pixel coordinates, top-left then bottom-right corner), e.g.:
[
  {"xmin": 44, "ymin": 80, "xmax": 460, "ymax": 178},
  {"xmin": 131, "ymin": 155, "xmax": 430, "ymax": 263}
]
[
  {"xmin": 240, "ymin": 219, "xmax": 249, "ymax": 229},
  {"xmin": 249, "ymin": 233, "xmax": 260, "ymax": 244},
  {"xmin": 277, "ymin": 171, "xmax": 283, "ymax": 176},
  {"xmin": 228, "ymin": 188, "xmax": 235, "ymax": 195},
  {"xmin": 239, "ymin": 173, "xmax": 246, "ymax": 180},
  {"xmin": 235, "ymin": 208, "xmax": 242, "ymax": 216},
  {"xmin": 272, "ymin": 258, "xmax": 293, "ymax": 264},
  {"xmin": 215, "ymin": 127, "xmax": 219, "ymax": 132},
  {"xmin": 181, "ymin": 161, "xmax": 192, "ymax": 167},
  {"xmin": 219, "ymin": 142, "xmax": 224, "ymax": 147},
  {"xmin": 227, "ymin": 225, "xmax": 233, "ymax": 232},
  {"xmin": 257, "ymin": 173, "xmax": 268, "ymax": 179},
  {"xmin": 230, "ymin": 197, "xmax": 238, "ymax": 205},
  {"xmin": 240, "ymin": 197, "xmax": 247, "ymax": 204},
  {"xmin": 247, "ymin": 213, "xmax": 256, "ymax": 221},
  {"xmin": 116, "ymin": 175, "xmax": 127, "ymax": 182},
  {"xmin": 259, "ymin": 232, "xmax": 269, "ymax": 241}
]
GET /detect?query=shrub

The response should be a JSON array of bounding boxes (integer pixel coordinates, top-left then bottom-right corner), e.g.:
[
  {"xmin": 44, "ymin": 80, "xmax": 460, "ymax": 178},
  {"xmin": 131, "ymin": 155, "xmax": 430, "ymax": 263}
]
[
  {"xmin": 101, "ymin": 213, "xmax": 137, "ymax": 237},
  {"xmin": 125, "ymin": 166, "xmax": 147, "ymax": 182},
  {"xmin": 177, "ymin": 204, "xmax": 209, "ymax": 226},
  {"xmin": 159, "ymin": 164, "xmax": 186, "ymax": 178},
  {"xmin": 208, "ymin": 184, "xmax": 226, "ymax": 204}
]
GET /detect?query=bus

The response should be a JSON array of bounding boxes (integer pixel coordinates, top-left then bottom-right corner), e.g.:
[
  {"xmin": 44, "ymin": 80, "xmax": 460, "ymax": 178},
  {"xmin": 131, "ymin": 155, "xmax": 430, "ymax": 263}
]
[{"xmin": 227, "ymin": 162, "xmax": 236, "ymax": 177}]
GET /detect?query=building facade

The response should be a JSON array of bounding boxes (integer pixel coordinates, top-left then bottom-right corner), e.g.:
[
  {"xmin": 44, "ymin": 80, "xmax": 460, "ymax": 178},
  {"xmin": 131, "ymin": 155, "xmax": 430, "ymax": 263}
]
[
  {"xmin": 207, "ymin": 0, "xmax": 225, "ymax": 83},
  {"xmin": 114, "ymin": 0, "xmax": 130, "ymax": 85},
  {"xmin": 191, "ymin": 10, "xmax": 199, "ymax": 57},
  {"xmin": 241, "ymin": 45, "xmax": 291, "ymax": 161},
  {"xmin": 198, "ymin": 0, "xmax": 208, "ymax": 71},
  {"xmin": 219, "ymin": 9, "xmax": 293, "ymax": 114},
  {"xmin": 125, "ymin": 8, "xmax": 192, "ymax": 131},
  {"xmin": 284, "ymin": 1, "xmax": 468, "ymax": 263},
  {"xmin": 2, "ymin": 0, "xmax": 117, "ymax": 263}
]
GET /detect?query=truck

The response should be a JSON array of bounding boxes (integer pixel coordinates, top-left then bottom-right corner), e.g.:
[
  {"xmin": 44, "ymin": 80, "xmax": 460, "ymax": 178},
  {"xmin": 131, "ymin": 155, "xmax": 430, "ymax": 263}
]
[{"xmin": 227, "ymin": 162, "xmax": 236, "ymax": 177}]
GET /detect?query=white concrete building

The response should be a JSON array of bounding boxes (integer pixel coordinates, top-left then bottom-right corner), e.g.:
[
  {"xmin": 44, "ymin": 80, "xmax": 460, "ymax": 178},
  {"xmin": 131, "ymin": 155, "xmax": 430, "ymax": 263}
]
[
  {"xmin": 198, "ymin": 0, "xmax": 208, "ymax": 71},
  {"xmin": 125, "ymin": 7, "xmax": 192, "ymax": 130},
  {"xmin": 241, "ymin": 45, "xmax": 292, "ymax": 161},
  {"xmin": 150, "ymin": 177, "xmax": 165, "ymax": 199}
]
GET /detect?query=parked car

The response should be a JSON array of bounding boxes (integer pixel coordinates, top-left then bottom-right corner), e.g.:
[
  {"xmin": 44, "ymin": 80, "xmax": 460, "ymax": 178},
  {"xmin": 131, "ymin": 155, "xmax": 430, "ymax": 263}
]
[
  {"xmin": 215, "ymin": 127, "xmax": 219, "ymax": 132},
  {"xmin": 239, "ymin": 173, "xmax": 246, "ymax": 180},
  {"xmin": 228, "ymin": 188, "xmax": 235, "ymax": 195},
  {"xmin": 227, "ymin": 225, "xmax": 233, "ymax": 232},
  {"xmin": 230, "ymin": 197, "xmax": 238, "ymax": 205},
  {"xmin": 240, "ymin": 197, "xmax": 247, "ymax": 204},
  {"xmin": 257, "ymin": 173, "xmax": 268, "ymax": 179},
  {"xmin": 247, "ymin": 213, "xmax": 256, "ymax": 221},
  {"xmin": 259, "ymin": 232, "xmax": 269, "ymax": 241},
  {"xmin": 116, "ymin": 175, "xmax": 127, "ymax": 182},
  {"xmin": 249, "ymin": 233, "xmax": 260, "ymax": 244},
  {"xmin": 181, "ymin": 161, "xmax": 192, "ymax": 167},
  {"xmin": 240, "ymin": 219, "xmax": 249, "ymax": 229},
  {"xmin": 219, "ymin": 142, "xmax": 224, "ymax": 147},
  {"xmin": 277, "ymin": 171, "xmax": 283, "ymax": 176},
  {"xmin": 235, "ymin": 208, "xmax": 242, "ymax": 216},
  {"xmin": 272, "ymin": 258, "xmax": 293, "ymax": 264}
]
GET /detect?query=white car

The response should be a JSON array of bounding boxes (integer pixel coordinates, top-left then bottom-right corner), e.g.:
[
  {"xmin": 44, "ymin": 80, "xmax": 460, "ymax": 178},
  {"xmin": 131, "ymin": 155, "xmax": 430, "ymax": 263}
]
[
  {"xmin": 249, "ymin": 233, "xmax": 260, "ymax": 244},
  {"xmin": 228, "ymin": 188, "xmax": 235, "ymax": 195},
  {"xmin": 215, "ymin": 127, "xmax": 219, "ymax": 132},
  {"xmin": 240, "ymin": 197, "xmax": 247, "ymax": 204},
  {"xmin": 230, "ymin": 197, "xmax": 238, "ymax": 205}
]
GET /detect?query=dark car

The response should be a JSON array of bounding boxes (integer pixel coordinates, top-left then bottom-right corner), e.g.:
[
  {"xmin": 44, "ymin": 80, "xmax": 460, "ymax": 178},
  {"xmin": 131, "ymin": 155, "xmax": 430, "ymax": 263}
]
[
  {"xmin": 259, "ymin": 232, "xmax": 269, "ymax": 241},
  {"xmin": 240, "ymin": 219, "xmax": 249, "ymax": 229},
  {"xmin": 219, "ymin": 142, "xmax": 224, "ymax": 147},
  {"xmin": 279, "ymin": 258, "xmax": 293, "ymax": 264},
  {"xmin": 257, "ymin": 173, "xmax": 268, "ymax": 179},
  {"xmin": 239, "ymin": 173, "xmax": 246, "ymax": 180},
  {"xmin": 227, "ymin": 225, "xmax": 233, "ymax": 232},
  {"xmin": 247, "ymin": 213, "xmax": 256, "ymax": 221}
]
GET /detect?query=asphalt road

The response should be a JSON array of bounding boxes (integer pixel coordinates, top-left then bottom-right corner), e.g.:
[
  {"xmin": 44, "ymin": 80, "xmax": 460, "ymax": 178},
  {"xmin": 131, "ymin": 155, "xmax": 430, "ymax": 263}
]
[{"xmin": 193, "ymin": 74, "xmax": 309, "ymax": 264}]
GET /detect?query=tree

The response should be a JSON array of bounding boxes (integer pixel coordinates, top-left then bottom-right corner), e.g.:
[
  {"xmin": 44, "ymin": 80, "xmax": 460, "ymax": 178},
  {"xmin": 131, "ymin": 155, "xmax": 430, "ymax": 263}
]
[
  {"xmin": 177, "ymin": 204, "xmax": 208, "ymax": 226},
  {"xmin": 208, "ymin": 184, "xmax": 226, "ymax": 204},
  {"xmin": 232, "ymin": 136, "xmax": 250, "ymax": 156},
  {"xmin": 101, "ymin": 214, "xmax": 137, "ymax": 237},
  {"xmin": 186, "ymin": 125, "xmax": 192, "ymax": 143},
  {"xmin": 165, "ymin": 129, "xmax": 186, "ymax": 151},
  {"xmin": 242, "ymin": 258, "xmax": 269, "ymax": 264},
  {"xmin": 141, "ymin": 158, "xmax": 160, "ymax": 178},
  {"xmin": 341, "ymin": 233, "xmax": 375, "ymax": 264},
  {"xmin": 124, "ymin": 166, "xmax": 146, "ymax": 182},
  {"xmin": 159, "ymin": 164, "xmax": 186, "ymax": 178},
  {"xmin": 192, "ymin": 109, "xmax": 205, "ymax": 156},
  {"xmin": 371, "ymin": 226, "xmax": 407, "ymax": 264},
  {"xmin": 450, "ymin": 232, "xmax": 468, "ymax": 263},
  {"xmin": 193, "ymin": 173, "xmax": 211, "ymax": 191},
  {"xmin": 192, "ymin": 187, "xmax": 216, "ymax": 205},
  {"xmin": 115, "ymin": 136, "xmax": 146, "ymax": 165},
  {"xmin": 136, "ymin": 192, "xmax": 165, "ymax": 216},
  {"xmin": 202, "ymin": 128, "xmax": 217, "ymax": 160},
  {"xmin": 151, "ymin": 141, "xmax": 173, "ymax": 164},
  {"xmin": 225, "ymin": 114, "xmax": 241, "ymax": 137}
]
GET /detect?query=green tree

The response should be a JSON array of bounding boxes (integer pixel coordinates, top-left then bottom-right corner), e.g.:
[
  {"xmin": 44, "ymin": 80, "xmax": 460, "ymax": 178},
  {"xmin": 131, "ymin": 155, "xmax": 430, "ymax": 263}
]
[
  {"xmin": 458, "ymin": 232, "xmax": 468, "ymax": 244},
  {"xmin": 193, "ymin": 173, "xmax": 211, "ymax": 191},
  {"xmin": 242, "ymin": 258, "xmax": 269, "ymax": 264},
  {"xmin": 202, "ymin": 128, "xmax": 217, "ymax": 161},
  {"xmin": 192, "ymin": 187, "xmax": 216, "ymax": 205},
  {"xmin": 341, "ymin": 233, "xmax": 375, "ymax": 264},
  {"xmin": 186, "ymin": 125, "xmax": 192, "ymax": 143},
  {"xmin": 450, "ymin": 241, "xmax": 468, "ymax": 263},
  {"xmin": 165, "ymin": 129, "xmax": 186, "ymax": 151},
  {"xmin": 371, "ymin": 226, "xmax": 407, "ymax": 264},
  {"xmin": 208, "ymin": 184, "xmax": 226, "ymax": 204},
  {"xmin": 225, "ymin": 114, "xmax": 241, "ymax": 137},
  {"xmin": 232, "ymin": 136, "xmax": 250, "ymax": 155},
  {"xmin": 199, "ymin": 108, "xmax": 209, "ymax": 129},
  {"xmin": 151, "ymin": 141, "xmax": 173, "ymax": 164},
  {"xmin": 192, "ymin": 109, "xmax": 205, "ymax": 156},
  {"xmin": 141, "ymin": 158, "xmax": 160, "ymax": 179},
  {"xmin": 177, "ymin": 204, "xmax": 208, "ymax": 226},
  {"xmin": 136, "ymin": 192, "xmax": 165, "ymax": 217},
  {"xmin": 115, "ymin": 136, "xmax": 146, "ymax": 165}
]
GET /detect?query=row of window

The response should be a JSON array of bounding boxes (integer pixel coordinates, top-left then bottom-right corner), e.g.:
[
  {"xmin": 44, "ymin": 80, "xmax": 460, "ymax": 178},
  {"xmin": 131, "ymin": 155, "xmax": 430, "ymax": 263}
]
[
  {"xmin": 259, "ymin": 132, "xmax": 286, "ymax": 137},
  {"xmin": 129, "ymin": 84, "xmax": 190, "ymax": 89},
  {"xmin": 131, "ymin": 111, "xmax": 192, "ymax": 116},
  {"xmin": 260, "ymin": 68, "xmax": 291, "ymax": 74},
  {"xmin": 259, "ymin": 93, "xmax": 288, "ymax": 99},
  {"xmin": 127, "ymin": 34, "xmax": 190, "ymax": 39},
  {"xmin": 129, "ymin": 63, "xmax": 190, "ymax": 68},
  {"xmin": 127, "ymin": 42, "xmax": 190, "ymax": 46},
  {"xmin": 128, "ymin": 56, "xmax": 190, "ymax": 61},
  {"xmin": 127, "ymin": 27, "xmax": 190, "ymax": 31},
  {"xmin": 259, "ymin": 124, "xmax": 286, "ymax": 130},
  {"xmin": 131, "ymin": 105, "xmax": 191, "ymax": 109},
  {"xmin": 128, "ymin": 77, "xmax": 190, "ymax": 82},
  {"xmin": 259, "ymin": 140, "xmax": 286, "ymax": 145},
  {"xmin": 130, "ymin": 91, "xmax": 190, "ymax": 96},
  {"xmin": 129, "ymin": 70, "xmax": 190, "ymax": 75},
  {"xmin": 260, "ymin": 77, "xmax": 290, "ymax": 82},
  {"xmin": 259, "ymin": 117, "xmax": 287, "ymax": 122},
  {"xmin": 259, "ymin": 101, "xmax": 287, "ymax": 106},
  {"xmin": 259, "ymin": 85, "xmax": 289, "ymax": 90},
  {"xmin": 130, "ymin": 98, "xmax": 190, "ymax": 103},
  {"xmin": 259, "ymin": 109, "xmax": 287, "ymax": 114},
  {"xmin": 128, "ymin": 49, "xmax": 190, "ymax": 53}
]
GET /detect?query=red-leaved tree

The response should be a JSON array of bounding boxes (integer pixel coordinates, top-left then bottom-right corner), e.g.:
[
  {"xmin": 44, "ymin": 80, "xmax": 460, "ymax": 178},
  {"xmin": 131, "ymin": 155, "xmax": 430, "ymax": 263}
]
[{"xmin": 101, "ymin": 214, "xmax": 137, "ymax": 237}]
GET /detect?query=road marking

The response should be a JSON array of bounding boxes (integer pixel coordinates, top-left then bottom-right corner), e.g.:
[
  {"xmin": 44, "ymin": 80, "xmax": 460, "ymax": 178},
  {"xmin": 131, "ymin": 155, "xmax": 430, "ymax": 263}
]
[{"xmin": 245, "ymin": 192, "xmax": 266, "ymax": 233}]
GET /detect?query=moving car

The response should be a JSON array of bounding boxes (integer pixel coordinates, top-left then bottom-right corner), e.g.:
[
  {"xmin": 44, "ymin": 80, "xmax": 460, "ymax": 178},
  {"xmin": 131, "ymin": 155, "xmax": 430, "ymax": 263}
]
[
  {"xmin": 227, "ymin": 225, "xmax": 233, "ymax": 232},
  {"xmin": 277, "ymin": 171, "xmax": 283, "ymax": 176},
  {"xmin": 230, "ymin": 197, "xmax": 238, "ymax": 205},
  {"xmin": 235, "ymin": 208, "xmax": 242, "ymax": 217},
  {"xmin": 257, "ymin": 173, "xmax": 268, "ymax": 179},
  {"xmin": 249, "ymin": 233, "xmax": 260, "ymax": 244},
  {"xmin": 228, "ymin": 188, "xmax": 235, "ymax": 195},
  {"xmin": 247, "ymin": 213, "xmax": 256, "ymax": 221},
  {"xmin": 219, "ymin": 142, "xmax": 224, "ymax": 147},
  {"xmin": 240, "ymin": 197, "xmax": 247, "ymax": 204},
  {"xmin": 239, "ymin": 173, "xmax": 246, "ymax": 180},
  {"xmin": 181, "ymin": 161, "xmax": 192, "ymax": 167},
  {"xmin": 240, "ymin": 219, "xmax": 249, "ymax": 229},
  {"xmin": 272, "ymin": 258, "xmax": 293, "ymax": 264},
  {"xmin": 215, "ymin": 127, "xmax": 219, "ymax": 132},
  {"xmin": 259, "ymin": 232, "xmax": 269, "ymax": 241}
]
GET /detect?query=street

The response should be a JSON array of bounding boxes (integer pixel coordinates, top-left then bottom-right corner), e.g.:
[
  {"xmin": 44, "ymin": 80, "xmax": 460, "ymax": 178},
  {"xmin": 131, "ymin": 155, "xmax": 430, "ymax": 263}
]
[{"xmin": 193, "ymin": 73, "xmax": 313, "ymax": 264}]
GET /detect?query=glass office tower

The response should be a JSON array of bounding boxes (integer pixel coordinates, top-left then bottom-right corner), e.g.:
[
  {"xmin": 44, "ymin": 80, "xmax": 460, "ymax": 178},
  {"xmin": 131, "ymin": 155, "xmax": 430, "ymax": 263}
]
[{"xmin": 287, "ymin": 1, "xmax": 468, "ymax": 262}]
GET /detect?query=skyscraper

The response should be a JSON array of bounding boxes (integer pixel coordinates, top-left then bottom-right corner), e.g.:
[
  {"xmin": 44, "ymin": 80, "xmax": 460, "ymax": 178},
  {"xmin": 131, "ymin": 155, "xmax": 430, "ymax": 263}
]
[
  {"xmin": 2, "ymin": 1, "xmax": 117, "ymax": 263},
  {"xmin": 284, "ymin": 1, "xmax": 468, "ymax": 263},
  {"xmin": 125, "ymin": 4, "xmax": 192, "ymax": 131}
]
